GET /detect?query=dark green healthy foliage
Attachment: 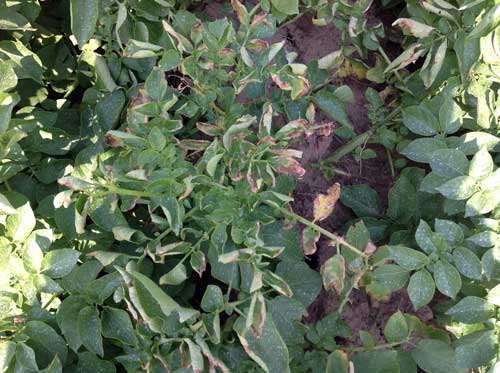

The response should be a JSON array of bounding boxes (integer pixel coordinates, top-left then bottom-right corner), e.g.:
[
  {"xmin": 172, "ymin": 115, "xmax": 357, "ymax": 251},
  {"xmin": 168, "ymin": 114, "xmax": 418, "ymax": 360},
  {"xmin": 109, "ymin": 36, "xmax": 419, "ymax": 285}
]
[{"xmin": 1, "ymin": 0, "xmax": 500, "ymax": 372}]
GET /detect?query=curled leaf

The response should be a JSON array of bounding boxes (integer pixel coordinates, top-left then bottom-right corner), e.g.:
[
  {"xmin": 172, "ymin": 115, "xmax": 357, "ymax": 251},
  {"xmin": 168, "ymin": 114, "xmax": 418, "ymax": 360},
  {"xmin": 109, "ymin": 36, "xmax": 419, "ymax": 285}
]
[{"xmin": 313, "ymin": 183, "xmax": 341, "ymax": 221}]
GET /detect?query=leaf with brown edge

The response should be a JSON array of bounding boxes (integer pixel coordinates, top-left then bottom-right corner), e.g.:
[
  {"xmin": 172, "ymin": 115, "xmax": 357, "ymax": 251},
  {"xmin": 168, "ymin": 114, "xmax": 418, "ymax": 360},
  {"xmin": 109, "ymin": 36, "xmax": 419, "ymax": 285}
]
[
  {"xmin": 302, "ymin": 227, "xmax": 320, "ymax": 255},
  {"xmin": 271, "ymin": 73, "xmax": 292, "ymax": 90},
  {"xmin": 246, "ymin": 292, "xmax": 266, "ymax": 337},
  {"xmin": 276, "ymin": 156, "xmax": 306, "ymax": 178},
  {"xmin": 313, "ymin": 183, "xmax": 341, "ymax": 221},
  {"xmin": 290, "ymin": 76, "xmax": 310, "ymax": 100},
  {"xmin": 393, "ymin": 18, "xmax": 434, "ymax": 38},
  {"xmin": 321, "ymin": 254, "xmax": 345, "ymax": 294},
  {"xmin": 190, "ymin": 249, "xmax": 206, "ymax": 277},
  {"xmin": 231, "ymin": 0, "xmax": 249, "ymax": 25}
]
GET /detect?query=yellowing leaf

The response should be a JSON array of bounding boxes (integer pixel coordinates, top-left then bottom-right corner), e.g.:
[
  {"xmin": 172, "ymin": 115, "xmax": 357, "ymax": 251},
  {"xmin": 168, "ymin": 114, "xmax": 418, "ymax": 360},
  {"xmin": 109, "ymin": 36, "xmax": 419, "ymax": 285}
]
[
  {"xmin": 321, "ymin": 254, "xmax": 345, "ymax": 294},
  {"xmin": 302, "ymin": 227, "xmax": 320, "ymax": 255},
  {"xmin": 313, "ymin": 183, "xmax": 341, "ymax": 221}
]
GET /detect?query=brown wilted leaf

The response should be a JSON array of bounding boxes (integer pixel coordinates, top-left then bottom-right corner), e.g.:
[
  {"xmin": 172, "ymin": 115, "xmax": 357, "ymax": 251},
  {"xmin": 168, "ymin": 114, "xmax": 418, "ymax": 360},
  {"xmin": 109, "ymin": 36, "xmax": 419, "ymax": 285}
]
[
  {"xmin": 271, "ymin": 74, "xmax": 292, "ymax": 90},
  {"xmin": 313, "ymin": 183, "xmax": 341, "ymax": 221},
  {"xmin": 277, "ymin": 156, "xmax": 305, "ymax": 178}
]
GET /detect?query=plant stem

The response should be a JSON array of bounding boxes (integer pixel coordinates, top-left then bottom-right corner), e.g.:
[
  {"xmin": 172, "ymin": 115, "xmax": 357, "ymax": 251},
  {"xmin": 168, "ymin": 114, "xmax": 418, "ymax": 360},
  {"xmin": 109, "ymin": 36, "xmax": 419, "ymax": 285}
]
[
  {"xmin": 386, "ymin": 148, "xmax": 395, "ymax": 179},
  {"xmin": 346, "ymin": 337, "xmax": 411, "ymax": 352},
  {"xmin": 337, "ymin": 268, "xmax": 365, "ymax": 315},
  {"xmin": 106, "ymin": 185, "xmax": 155, "ymax": 198},
  {"xmin": 42, "ymin": 293, "xmax": 60, "ymax": 309},
  {"xmin": 263, "ymin": 201, "xmax": 368, "ymax": 258},
  {"xmin": 322, "ymin": 130, "xmax": 373, "ymax": 165},
  {"xmin": 280, "ymin": 11, "xmax": 307, "ymax": 29},
  {"xmin": 378, "ymin": 46, "xmax": 403, "ymax": 82}
]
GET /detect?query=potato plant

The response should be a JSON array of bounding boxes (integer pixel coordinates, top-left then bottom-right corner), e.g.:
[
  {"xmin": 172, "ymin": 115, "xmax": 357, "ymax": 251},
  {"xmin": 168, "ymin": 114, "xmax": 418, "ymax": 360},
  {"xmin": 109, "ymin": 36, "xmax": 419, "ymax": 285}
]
[{"xmin": 0, "ymin": 0, "xmax": 500, "ymax": 372}]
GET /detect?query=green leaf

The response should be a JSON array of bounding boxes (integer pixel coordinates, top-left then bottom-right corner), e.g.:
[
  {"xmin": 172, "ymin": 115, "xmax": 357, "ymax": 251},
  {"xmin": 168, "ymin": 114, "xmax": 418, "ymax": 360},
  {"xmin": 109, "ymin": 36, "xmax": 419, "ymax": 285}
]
[
  {"xmin": 88, "ymin": 196, "xmax": 128, "ymax": 232},
  {"xmin": 412, "ymin": 339, "xmax": 459, "ymax": 373},
  {"xmin": 407, "ymin": 269, "xmax": 435, "ymax": 309},
  {"xmin": 468, "ymin": 147, "xmax": 493, "ymax": 180},
  {"xmin": 429, "ymin": 149, "xmax": 468, "ymax": 178},
  {"xmin": 384, "ymin": 311, "xmax": 409, "ymax": 343},
  {"xmin": 159, "ymin": 263, "xmax": 187, "ymax": 285},
  {"xmin": 481, "ymin": 168, "xmax": 500, "ymax": 191},
  {"xmin": 456, "ymin": 131, "xmax": 499, "ymax": 155},
  {"xmin": 467, "ymin": 4, "xmax": 500, "ymax": 40},
  {"xmin": 313, "ymin": 89, "xmax": 352, "ymax": 130},
  {"xmin": 0, "ymin": 6, "xmax": 32, "ymax": 30},
  {"xmin": 127, "ymin": 269, "xmax": 197, "ymax": 323},
  {"xmin": 402, "ymin": 105, "xmax": 439, "ymax": 136},
  {"xmin": 387, "ymin": 174, "xmax": 417, "ymax": 223},
  {"xmin": 372, "ymin": 264, "xmax": 410, "ymax": 291},
  {"xmin": 234, "ymin": 314, "xmax": 289, "ymax": 373},
  {"xmin": 268, "ymin": 296, "xmax": 306, "ymax": 345},
  {"xmin": 76, "ymin": 352, "xmax": 116, "ymax": 373},
  {"xmin": 467, "ymin": 231, "xmax": 498, "ymax": 247},
  {"xmin": 486, "ymin": 283, "xmax": 500, "ymax": 306},
  {"xmin": 388, "ymin": 245, "xmax": 429, "ymax": 270},
  {"xmin": 24, "ymin": 321, "xmax": 67, "ymax": 367},
  {"xmin": 86, "ymin": 271, "xmax": 122, "ymax": 304},
  {"xmin": 145, "ymin": 67, "xmax": 168, "ymax": 102},
  {"xmin": 340, "ymin": 184, "xmax": 382, "ymax": 217},
  {"xmin": 61, "ymin": 260, "xmax": 102, "ymax": 294},
  {"xmin": 78, "ymin": 306, "xmax": 103, "ymax": 357},
  {"xmin": 326, "ymin": 350, "xmax": 349, "ymax": 373},
  {"xmin": 0, "ymin": 193, "xmax": 15, "ymax": 215},
  {"xmin": 465, "ymin": 190, "xmax": 500, "ymax": 217},
  {"xmin": 436, "ymin": 175, "xmax": 477, "ymax": 200},
  {"xmin": 351, "ymin": 350, "xmax": 399, "ymax": 373},
  {"xmin": 435, "ymin": 219, "xmax": 463, "ymax": 244},
  {"xmin": 420, "ymin": 39, "xmax": 447, "ymax": 89},
  {"xmin": 159, "ymin": 50, "xmax": 182, "ymax": 71},
  {"xmin": 420, "ymin": 172, "xmax": 448, "ymax": 193},
  {"xmin": 201, "ymin": 285, "xmax": 224, "ymax": 313},
  {"xmin": 185, "ymin": 339, "xmax": 204, "ymax": 373},
  {"xmin": 0, "ymin": 40, "xmax": 43, "ymax": 83},
  {"xmin": 23, "ymin": 231, "xmax": 49, "ymax": 274},
  {"xmin": 101, "ymin": 307, "xmax": 137, "ymax": 346},
  {"xmin": 0, "ymin": 93, "xmax": 16, "ymax": 134},
  {"xmin": 6, "ymin": 202, "xmax": 35, "ymax": 241},
  {"xmin": 41, "ymin": 249, "xmax": 80, "ymax": 278},
  {"xmin": 271, "ymin": 0, "xmax": 299, "ymax": 15},
  {"xmin": 57, "ymin": 295, "xmax": 87, "ymax": 352},
  {"xmin": 446, "ymin": 296, "xmax": 495, "ymax": 323},
  {"xmin": 452, "ymin": 247, "xmax": 482, "ymax": 280},
  {"xmin": 16, "ymin": 342, "xmax": 38, "ymax": 371},
  {"xmin": 70, "ymin": 0, "xmax": 99, "ymax": 47},
  {"xmin": 454, "ymin": 330, "xmax": 497, "ymax": 369},
  {"xmin": 434, "ymin": 260, "xmax": 461, "ymax": 298},
  {"xmin": 401, "ymin": 138, "xmax": 447, "ymax": 163},
  {"xmin": 439, "ymin": 95, "xmax": 462, "ymax": 134},
  {"xmin": 359, "ymin": 331, "xmax": 377, "ymax": 348},
  {"xmin": 0, "ymin": 341, "xmax": 16, "ymax": 372},
  {"xmin": 275, "ymin": 260, "xmax": 321, "ymax": 307},
  {"xmin": 0, "ymin": 64, "xmax": 17, "ymax": 92}
]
